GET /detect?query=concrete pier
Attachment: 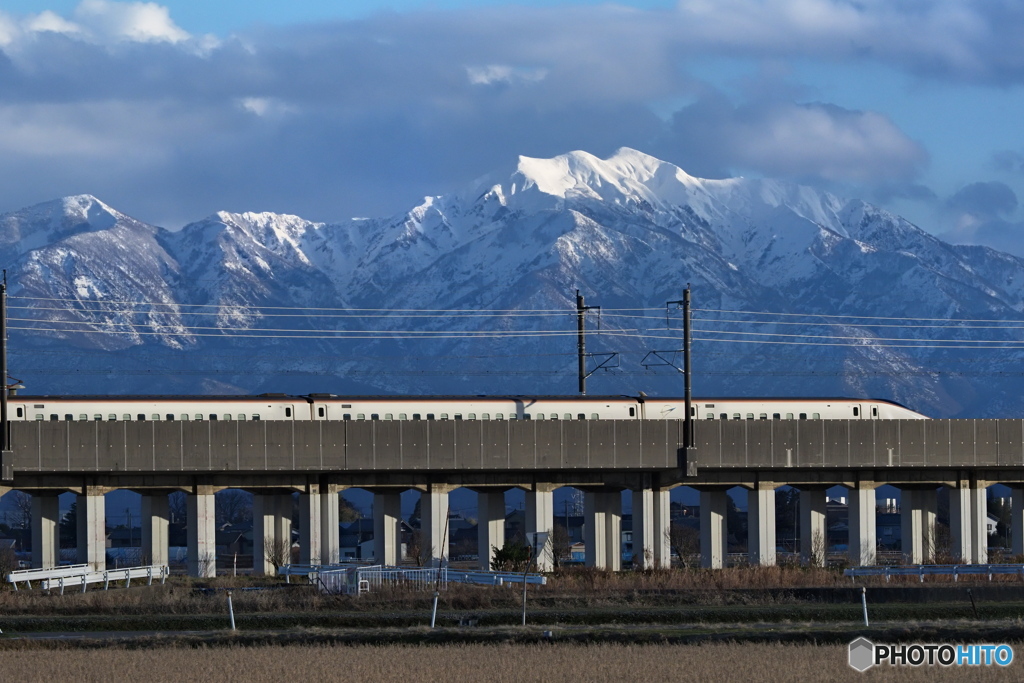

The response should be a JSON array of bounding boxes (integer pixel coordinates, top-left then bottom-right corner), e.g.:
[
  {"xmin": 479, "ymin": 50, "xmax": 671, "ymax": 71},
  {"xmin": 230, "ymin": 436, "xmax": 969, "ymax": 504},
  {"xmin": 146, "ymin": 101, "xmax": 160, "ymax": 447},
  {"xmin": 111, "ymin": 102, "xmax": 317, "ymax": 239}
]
[
  {"xmin": 799, "ymin": 487, "xmax": 827, "ymax": 566},
  {"xmin": 188, "ymin": 486, "xmax": 217, "ymax": 577},
  {"xmin": 584, "ymin": 490, "xmax": 621, "ymax": 571},
  {"xmin": 699, "ymin": 488, "xmax": 728, "ymax": 569},
  {"xmin": 140, "ymin": 493, "xmax": 170, "ymax": 567},
  {"xmin": 298, "ymin": 488, "xmax": 321, "ymax": 565},
  {"xmin": 950, "ymin": 479, "xmax": 988, "ymax": 564},
  {"xmin": 747, "ymin": 483, "xmax": 776, "ymax": 567},
  {"xmin": 320, "ymin": 487, "xmax": 340, "ymax": 565},
  {"xmin": 30, "ymin": 493, "xmax": 60, "ymax": 569},
  {"xmin": 476, "ymin": 489, "xmax": 506, "ymax": 570},
  {"xmin": 524, "ymin": 485, "xmax": 555, "ymax": 571},
  {"xmin": 848, "ymin": 484, "xmax": 877, "ymax": 566},
  {"xmin": 76, "ymin": 488, "xmax": 106, "ymax": 572},
  {"xmin": 372, "ymin": 490, "xmax": 403, "ymax": 566},
  {"xmin": 421, "ymin": 485, "xmax": 452, "ymax": 566},
  {"xmin": 632, "ymin": 487, "xmax": 671, "ymax": 569},
  {"xmin": 900, "ymin": 487, "xmax": 937, "ymax": 564}
]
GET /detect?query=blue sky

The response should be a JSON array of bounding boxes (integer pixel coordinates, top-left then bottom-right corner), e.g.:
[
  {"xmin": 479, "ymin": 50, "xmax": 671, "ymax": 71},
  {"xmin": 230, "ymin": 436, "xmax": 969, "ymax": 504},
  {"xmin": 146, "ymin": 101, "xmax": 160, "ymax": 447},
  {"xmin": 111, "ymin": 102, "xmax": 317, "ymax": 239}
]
[{"xmin": 2, "ymin": 1, "xmax": 1024, "ymax": 253}]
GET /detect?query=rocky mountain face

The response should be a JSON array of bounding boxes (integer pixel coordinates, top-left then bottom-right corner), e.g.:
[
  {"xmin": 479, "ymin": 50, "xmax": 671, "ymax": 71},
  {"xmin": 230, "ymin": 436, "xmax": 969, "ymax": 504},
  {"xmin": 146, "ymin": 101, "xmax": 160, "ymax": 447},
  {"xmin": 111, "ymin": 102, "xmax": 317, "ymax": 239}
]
[{"xmin": 3, "ymin": 149, "xmax": 1024, "ymax": 417}]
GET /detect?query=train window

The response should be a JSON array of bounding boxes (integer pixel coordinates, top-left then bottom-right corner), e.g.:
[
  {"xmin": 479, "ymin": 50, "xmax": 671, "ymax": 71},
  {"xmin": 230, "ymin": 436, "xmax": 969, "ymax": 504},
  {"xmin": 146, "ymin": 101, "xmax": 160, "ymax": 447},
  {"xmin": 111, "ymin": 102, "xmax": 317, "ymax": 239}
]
[
  {"xmin": 759, "ymin": 414, "xmax": 767, "ymax": 420},
  {"xmin": 342, "ymin": 404, "xmax": 352, "ymax": 409},
  {"xmin": 370, "ymin": 414, "xmax": 380, "ymax": 420},
  {"xmin": 223, "ymin": 414, "xmax": 233, "ymax": 421},
  {"xmin": 94, "ymin": 414, "xmax": 102, "ymax": 421},
  {"xmin": 120, "ymin": 414, "xmax": 130, "ymax": 421},
  {"xmin": 772, "ymin": 413, "xmax": 781, "ymax": 420},
  {"xmin": 35, "ymin": 414, "xmax": 43, "ymax": 421},
  {"xmin": 50, "ymin": 414, "xmax": 58, "ymax": 421},
  {"xmin": 509, "ymin": 413, "xmax": 518, "ymax": 420},
  {"xmin": 343, "ymin": 414, "xmax": 352, "ymax": 420},
  {"xmin": 209, "ymin": 414, "xmax": 218, "ymax": 421},
  {"xmin": 65, "ymin": 414, "xmax": 73, "ymax": 421},
  {"xmin": 691, "ymin": 407, "xmax": 696, "ymax": 417},
  {"xmin": 356, "ymin": 414, "xmax": 365, "ymax": 420},
  {"xmin": 16, "ymin": 408, "xmax": 23, "ymax": 417},
  {"xmin": 285, "ymin": 407, "xmax": 292, "ymax": 418},
  {"xmin": 252, "ymin": 414, "xmax": 261, "ymax": 421},
  {"xmin": 591, "ymin": 413, "xmax": 599, "ymax": 420},
  {"xmin": 384, "ymin": 414, "xmax": 393, "ymax": 421},
  {"xmin": 137, "ymin": 414, "xmax": 146, "ymax": 421},
  {"xmin": 523, "ymin": 413, "xmax": 531, "ymax": 420},
  {"xmin": 454, "ymin": 414, "xmax": 463, "ymax": 420},
  {"xmin": 812, "ymin": 413, "xmax": 820, "ymax": 420},
  {"xmin": 412, "ymin": 414, "xmax": 421, "ymax": 420},
  {"xmin": 109, "ymin": 414, "xmax": 117, "ymax": 421},
  {"xmin": 79, "ymin": 414, "xmax": 88, "ymax": 421},
  {"xmin": 467, "ymin": 413, "xmax": 476, "ymax": 420},
  {"xmin": 318, "ymin": 407, "xmax": 325, "ymax": 418},
  {"xmin": 578, "ymin": 414, "xmax": 586, "ymax": 420},
  {"xmin": 629, "ymin": 407, "xmax": 636, "ymax": 417},
  {"xmin": 181, "ymin": 414, "xmax": 190, "ymax": 421},
  {"xmin": 167, "ymin": 414, "xmax": 176, "ymax": 421},
  {"xmin": 564, "ymin": 413, "xmax": 572, "ymax": 420},
  {"xmin": 733, "ymin": 414, "xmax": 740, "ymax": 420},
  {"xmin": 871, "ymin": 406, "xmax": 878, "ymax": 418},
  {"xmin": 853, "ymin": 407, "xmax": 860, "ymax": 417},
  {"xmin": 151, "ymin": 414, "xmax": 160, "ymax": 421},
  {"xmin": 481, "ymin": 413, "xmax": 490, "ymax": 420},
  {"xmin": 786, "ymin": 413, "xmax": 794, "ymax": 420},
  {"xmin": 238, "ymin": 414, "xmax": 247, "ymax": 421},
  {"xmin": 720, "ymin": 413, "xmax": 727, "ymax": 420},
  {"xmin": 440, "ymin": 413, "xmax": 449, "ymax": 421},
  {"xmin": 706, "ymin": 413, "xmax": 714, "ymax": 420},
  {"xmin": 549, "ymin": 414, "xmax": 558, "ymax": 420},
  {"xmin": 398, "ymin": 413, "xmax": 407, "ymax": 420},
  {"xmin": 195, "ymin": 414, "xmax": 204, "ymax": 421},
  {"xmin": 799, "ymin": 413, "xmax": 807, "ymax": 420},
  {"xmin": 426, "ymin": 413, "xmax": 435, "ymax": 420},
  {"xmin": 746, "ymin": 413, "xmax": 754, "ymax": 420}
]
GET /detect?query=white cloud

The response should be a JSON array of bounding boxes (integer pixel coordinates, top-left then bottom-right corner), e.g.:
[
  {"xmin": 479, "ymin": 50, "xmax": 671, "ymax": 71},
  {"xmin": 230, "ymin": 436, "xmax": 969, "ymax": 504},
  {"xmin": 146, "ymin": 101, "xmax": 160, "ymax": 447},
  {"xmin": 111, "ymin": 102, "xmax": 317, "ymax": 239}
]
[
  {"xmin": 73, "ymin": 0, "xmax": 189, "ymax": 44},
  {"xmin": 466, "ymin": 65, "xmax": 548, "ymax": 86},
  {"xmin": 239, "ymin": 97, "xmax": 296, "ymax": 118},
  {"xmin": 25, "ymin": 11, "xmax": 81, "ymax": 36}
]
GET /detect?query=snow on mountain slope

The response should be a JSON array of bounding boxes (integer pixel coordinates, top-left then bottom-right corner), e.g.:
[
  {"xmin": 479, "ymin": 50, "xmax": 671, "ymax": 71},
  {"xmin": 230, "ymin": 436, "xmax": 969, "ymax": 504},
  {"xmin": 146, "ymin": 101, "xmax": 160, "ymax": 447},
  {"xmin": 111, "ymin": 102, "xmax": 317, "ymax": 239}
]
[{"xmin": 5, "ymin": 150, "xmax": 1024, "ymax": 416}]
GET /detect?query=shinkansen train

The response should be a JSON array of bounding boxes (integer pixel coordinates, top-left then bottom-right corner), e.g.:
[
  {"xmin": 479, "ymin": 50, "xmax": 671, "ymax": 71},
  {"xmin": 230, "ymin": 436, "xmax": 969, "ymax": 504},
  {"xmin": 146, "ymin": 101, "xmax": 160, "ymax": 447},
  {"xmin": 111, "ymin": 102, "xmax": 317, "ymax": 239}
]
[{"xmin": 7, "ymin": 394, "xmax": 928, "ymax": 423}]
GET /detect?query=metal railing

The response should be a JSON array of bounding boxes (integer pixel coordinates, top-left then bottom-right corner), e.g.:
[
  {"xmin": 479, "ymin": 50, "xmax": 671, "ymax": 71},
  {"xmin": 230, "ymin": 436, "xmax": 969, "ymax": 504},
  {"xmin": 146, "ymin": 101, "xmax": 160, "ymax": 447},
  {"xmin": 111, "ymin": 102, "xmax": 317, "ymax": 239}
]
[
  {"xmin": 6, "ymin": 564, "xmax": 169, "ymax": 593},
  {"xmin": 281, "ymin": 563, "xmax": 547, "ymax": 594},
  {"xmin": 845, "ymin": 564, "xmax": 1024, "ymax": 582}
]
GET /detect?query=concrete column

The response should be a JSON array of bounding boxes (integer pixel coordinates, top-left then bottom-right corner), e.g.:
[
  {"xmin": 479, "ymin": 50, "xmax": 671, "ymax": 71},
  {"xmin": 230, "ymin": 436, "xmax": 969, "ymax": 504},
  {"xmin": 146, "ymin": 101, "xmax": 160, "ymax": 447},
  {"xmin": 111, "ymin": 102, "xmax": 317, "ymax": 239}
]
[
  {"xmin": 140, "ymin": 493, "xmax": 169, "ymax": 567},
  {"xmin": 476, "ymin": 490, "xmax": 506, "ymax": 570},
  {"xmin": 1012, "ymin": 486, "xmax": 1024, "ymax": 557},
  {"xmin": 653, "ymin": 488, "xmax": 672, "ymax": 569},
  {"xmin": 524, "ymin": 485, "xmax": 555, "ymax": 571},
  {"xmin": 299, "ymin": 489, "xmax": 321, "ymax": 565},
  {"xmin": 30, "ymin": 493, "xmax": 60, "ymax": 569},
  {"xmin": 799, "ymin": 488, "xmax": 827, "ymax": 566},
  {"xmin": 421, "ymin": 485, "xmax": 452, "ymax": 566},
  {"xmin": 320, "ymin": 488, "xmax": 340, "ymax": 565},
  {"xmin": 603, "ymin": 491, "xmax": 622, "ymax": 572},
  {"xmin": 275, "ymin": 493, "xmax": 293, "ymax": 559},
  {"xmin": 970, "ymin": 483, "xmax": 988, "ymax": 564},
  {"xmin": 950, "ymin": 479, "xmax": 987, "ymax": 564},
  {"xmin": 632, "ymin": 488, "xmax": 671, "ymax": 569},
  {"xmin": 848, "ymin": 484, "xmax": 877, "ymax": 566},
  {"xmin": 253, "ymin": 493, "xmax": 274, "ymax": 576},
  {"xmin": 187, "ymin": 487, "xmax": 217, "ymax": 577},
  {"xmin": 76, "ymin": 489, "xmax": 106, "ymax": 572},
  {"xmin": 900, "ymin": 488, "xmax": 937, "ymax": 565},
  {"xmin": 584, "ymin": 491, "xmax": 605, "ymax": 568},
  {"xmin": 699, "ymin": 489, "xmax": 728, "ymax": 569},
  {"xmin": 632, "ymin": 488, "xmax": 655, "ymax": 569},
  {"xmin": 747, "ymin": 483, "xmax": 777, "ymax": 567},
  {"xmin": 373, "ymin": 490, "xmax": 402, "ymax": 566}
]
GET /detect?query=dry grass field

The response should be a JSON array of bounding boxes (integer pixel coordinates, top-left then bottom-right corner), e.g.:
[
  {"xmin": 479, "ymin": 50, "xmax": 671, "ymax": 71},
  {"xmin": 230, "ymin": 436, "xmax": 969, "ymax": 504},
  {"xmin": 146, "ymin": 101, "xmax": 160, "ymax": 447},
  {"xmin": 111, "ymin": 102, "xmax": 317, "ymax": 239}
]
[{"xmin": 2, "ymin": 642, "xmax": 1022, "ymax": 682}]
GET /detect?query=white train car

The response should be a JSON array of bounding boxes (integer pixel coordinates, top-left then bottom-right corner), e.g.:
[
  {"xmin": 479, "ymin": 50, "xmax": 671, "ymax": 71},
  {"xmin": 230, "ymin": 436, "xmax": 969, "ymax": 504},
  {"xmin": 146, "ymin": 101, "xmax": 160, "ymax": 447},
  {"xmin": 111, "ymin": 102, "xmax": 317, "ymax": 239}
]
[{"xmin": 7, "ymin": 394, "xmax": 927, "ymax": 423}]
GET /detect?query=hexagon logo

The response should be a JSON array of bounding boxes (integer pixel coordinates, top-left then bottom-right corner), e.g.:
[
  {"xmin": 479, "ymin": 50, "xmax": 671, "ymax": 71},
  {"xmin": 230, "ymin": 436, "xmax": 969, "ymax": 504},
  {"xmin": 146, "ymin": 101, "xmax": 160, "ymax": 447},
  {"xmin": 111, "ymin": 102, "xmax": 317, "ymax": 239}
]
[{"xmin": 849, "ymin": 637, "xmax": 875, "ymax": 672}]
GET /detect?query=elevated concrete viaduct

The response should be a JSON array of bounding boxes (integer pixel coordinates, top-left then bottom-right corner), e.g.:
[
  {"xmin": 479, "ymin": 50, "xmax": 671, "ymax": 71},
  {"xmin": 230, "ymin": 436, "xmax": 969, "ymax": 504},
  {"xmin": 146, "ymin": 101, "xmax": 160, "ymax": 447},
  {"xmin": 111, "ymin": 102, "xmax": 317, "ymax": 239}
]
[{"xmin": 2, "ymin": 417, "xmax": 1023, "ymax": 575}]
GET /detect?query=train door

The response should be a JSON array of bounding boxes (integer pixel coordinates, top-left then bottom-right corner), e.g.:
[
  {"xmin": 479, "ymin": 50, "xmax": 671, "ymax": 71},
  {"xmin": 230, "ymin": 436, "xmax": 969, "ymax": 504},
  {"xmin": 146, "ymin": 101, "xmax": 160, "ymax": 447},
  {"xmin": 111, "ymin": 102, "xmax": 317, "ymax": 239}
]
[{"xmin": 315, "ymin": 403, "xmax": 329, "ymax": 420}]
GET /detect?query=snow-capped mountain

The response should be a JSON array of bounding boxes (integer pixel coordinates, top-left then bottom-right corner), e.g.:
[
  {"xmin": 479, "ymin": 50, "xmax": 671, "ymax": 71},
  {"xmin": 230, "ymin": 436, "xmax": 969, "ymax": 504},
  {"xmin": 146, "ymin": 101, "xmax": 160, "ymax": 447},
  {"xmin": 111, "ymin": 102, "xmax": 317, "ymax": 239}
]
[{"xmin": 4, "ymin": 148, "xmax": 1024, "ymax": 417}]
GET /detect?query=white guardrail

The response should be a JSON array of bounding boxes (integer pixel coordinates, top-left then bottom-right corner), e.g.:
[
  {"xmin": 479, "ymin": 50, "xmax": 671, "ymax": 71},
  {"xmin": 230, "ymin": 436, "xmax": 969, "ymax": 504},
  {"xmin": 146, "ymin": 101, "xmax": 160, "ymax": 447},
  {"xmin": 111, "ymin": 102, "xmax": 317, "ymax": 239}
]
[
  {"xmin": 6, "ymin": 564, "xmax": 169, "ymax": 594},
  {"xmin": 844, "ymin": 564, "xmax": 1024, "ymax": 582},
  {"xmin": 280, "ymin": 563, "xmax": 547, "ymax": 594}
]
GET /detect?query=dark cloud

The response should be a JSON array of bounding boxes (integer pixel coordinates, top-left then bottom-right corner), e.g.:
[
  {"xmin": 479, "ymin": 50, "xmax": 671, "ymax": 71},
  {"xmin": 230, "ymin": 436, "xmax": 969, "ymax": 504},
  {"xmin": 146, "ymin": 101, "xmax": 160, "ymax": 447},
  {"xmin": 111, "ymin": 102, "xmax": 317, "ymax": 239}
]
[
  {"xmin": 653, "ymin": 94, "xmax": 927, "ymax": 184},
  {"xmin": 993, "ymin": 150, "xmax": 1024, "ymax": 174},
  {"xmin": 946, "ymin": 181, "xmax": 1018, "ymax": 218}
]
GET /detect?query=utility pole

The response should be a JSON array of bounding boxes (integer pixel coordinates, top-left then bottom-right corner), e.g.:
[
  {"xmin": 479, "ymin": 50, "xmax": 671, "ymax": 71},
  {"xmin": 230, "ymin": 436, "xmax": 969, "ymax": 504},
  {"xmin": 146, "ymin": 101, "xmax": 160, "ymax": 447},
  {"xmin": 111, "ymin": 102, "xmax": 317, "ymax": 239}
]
[
  {"xmin": 682, "ymin": 286, "xmax": 693, "ymax": 452},
  {"xmin": 1, "ymin": 271, "xmax": 9, "ymax": 481},
  {"xmin": 574, "ymin": 290, "xmax": 615, "ymax": 395}
]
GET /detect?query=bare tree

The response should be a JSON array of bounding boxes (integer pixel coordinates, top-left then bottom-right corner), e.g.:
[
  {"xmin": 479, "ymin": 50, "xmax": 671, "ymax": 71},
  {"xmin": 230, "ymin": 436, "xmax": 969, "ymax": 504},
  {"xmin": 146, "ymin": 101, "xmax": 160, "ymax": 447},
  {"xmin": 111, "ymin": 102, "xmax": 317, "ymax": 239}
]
[
  {"xmin": 216, "ymin": 489, "xmax": 252, "ymax": 526},
  {"xmin": 808, "ymin": 529, "xmax": 826, "ymax": 567},
  {"xmin": 668, "ymin": 523, "xmax": 700, "ymax": 568},
  {"xmin": 168, "ymin": 491, "xmax": 187, "ymax": 525},
  {"xmin": 264, "ymin": 534, "xmax": 291, "ymax": 572},
  {"xmin": 13, "ymin": 491, "xmax": 32, "ymax": 529},
  {"xmin": 550, "ymin": 524, "xmax": 571, "ymax": 568}
]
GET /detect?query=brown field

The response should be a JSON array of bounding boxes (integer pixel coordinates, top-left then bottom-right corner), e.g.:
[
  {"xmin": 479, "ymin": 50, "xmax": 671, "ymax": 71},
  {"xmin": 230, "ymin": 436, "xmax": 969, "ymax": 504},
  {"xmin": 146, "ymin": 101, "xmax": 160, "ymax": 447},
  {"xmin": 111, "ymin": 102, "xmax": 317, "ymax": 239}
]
[{"xmin": 1, "ymin": 642, "xmax": 1021, "ymax": 682}]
